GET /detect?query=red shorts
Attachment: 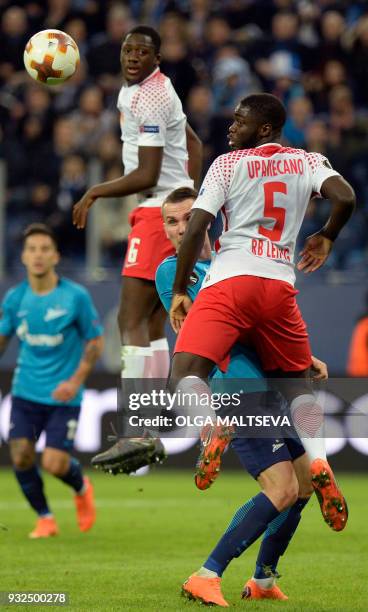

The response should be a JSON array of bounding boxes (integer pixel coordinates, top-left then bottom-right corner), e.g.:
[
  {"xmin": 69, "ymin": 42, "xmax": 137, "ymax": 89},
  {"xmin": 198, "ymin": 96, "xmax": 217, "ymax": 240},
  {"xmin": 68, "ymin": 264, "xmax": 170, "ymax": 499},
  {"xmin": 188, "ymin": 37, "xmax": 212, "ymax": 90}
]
[
  {"xmin": 122, "ymin": 206, "xmax": 175, "ymax": 280},
  {"xmin": 174, "ymin": 276, "xmax": 312, "ymax": 373}
]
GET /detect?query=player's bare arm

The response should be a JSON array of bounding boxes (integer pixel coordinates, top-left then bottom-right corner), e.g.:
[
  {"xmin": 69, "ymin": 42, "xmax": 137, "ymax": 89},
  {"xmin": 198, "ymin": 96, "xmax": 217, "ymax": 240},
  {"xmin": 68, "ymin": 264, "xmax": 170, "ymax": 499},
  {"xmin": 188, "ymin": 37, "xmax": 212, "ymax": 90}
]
[
  {"xmin": 170, "ymin": 208, "xmax": 214, "ymax": 332},
  {"xmin": 72, "ymin": 146, "xmax": 164, "ymax": 229},
  {"xmin": 298, "ymin": 175, "xmax": 356, "ymax": 273},
  {"xmin": 0, "ymin": 334, "xmax": 10, "ymax": 358},
  {"xmin": 186, "ymin": 123, "xmax": 203, "ymax": 189},
  {"xmin": 52, "ymin": 336, "xmax": 104, "ymax": 402}
]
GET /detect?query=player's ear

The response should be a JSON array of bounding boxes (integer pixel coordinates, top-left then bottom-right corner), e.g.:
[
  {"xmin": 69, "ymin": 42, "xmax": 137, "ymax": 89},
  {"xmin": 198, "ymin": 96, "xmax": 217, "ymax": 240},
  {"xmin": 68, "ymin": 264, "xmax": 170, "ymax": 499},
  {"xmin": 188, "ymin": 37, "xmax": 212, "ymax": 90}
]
[
  {"xmin": 155, "ymin": 53, "xmax": 161, "ymax": 66},
  {"xmin": 260, "ymin": 122, "xmax": 272, "ymax": 138}
]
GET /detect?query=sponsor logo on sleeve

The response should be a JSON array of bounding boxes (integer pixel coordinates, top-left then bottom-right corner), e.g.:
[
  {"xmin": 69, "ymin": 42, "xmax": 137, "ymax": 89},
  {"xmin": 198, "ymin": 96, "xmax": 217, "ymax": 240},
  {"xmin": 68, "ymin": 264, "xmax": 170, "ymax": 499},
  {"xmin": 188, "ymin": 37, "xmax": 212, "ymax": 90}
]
[{"xmin": 139, "ymin": 125, "xmax": 160, "ymax": 133}]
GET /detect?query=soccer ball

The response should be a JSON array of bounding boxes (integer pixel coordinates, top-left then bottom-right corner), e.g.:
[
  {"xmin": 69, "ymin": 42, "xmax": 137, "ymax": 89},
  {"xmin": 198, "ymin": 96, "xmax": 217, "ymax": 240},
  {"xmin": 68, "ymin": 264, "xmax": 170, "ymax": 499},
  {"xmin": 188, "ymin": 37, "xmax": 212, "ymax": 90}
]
[{"xmin": 23, "ymin": 29, "xmax": 80, "ymax": 86}]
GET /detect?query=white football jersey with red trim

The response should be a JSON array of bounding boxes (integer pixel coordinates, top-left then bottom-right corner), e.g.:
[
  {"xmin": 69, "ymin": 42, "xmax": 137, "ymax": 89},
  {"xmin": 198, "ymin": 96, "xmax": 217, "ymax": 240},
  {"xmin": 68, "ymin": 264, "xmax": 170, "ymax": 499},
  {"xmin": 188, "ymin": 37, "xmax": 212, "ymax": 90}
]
[
  {"xmin": 117, "ymin": 68, "xmax": 193, "ymax": 207},
  {"xmin": 192, "ymin": 143, "xmax": 340, "ymax": 287}
]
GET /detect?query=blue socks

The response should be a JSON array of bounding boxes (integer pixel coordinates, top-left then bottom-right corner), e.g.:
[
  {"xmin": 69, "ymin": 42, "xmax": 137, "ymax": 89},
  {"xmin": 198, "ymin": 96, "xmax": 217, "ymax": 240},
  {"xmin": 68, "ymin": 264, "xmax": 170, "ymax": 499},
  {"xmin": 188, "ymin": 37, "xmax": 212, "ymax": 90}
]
[
  {"xmin": 14, "ymin": 466, "xmax": 51, "ymax": 516},
  {"xmin": 254, "ymin": 497, "xmax": 310, "ymax": 579},
  {"xmin": 57, "ymin": 457, "xmax": 84, "ymax": 493},
  {"xmin": 204, "ymin": 492, "xmax": 279, "ymax": 576}
]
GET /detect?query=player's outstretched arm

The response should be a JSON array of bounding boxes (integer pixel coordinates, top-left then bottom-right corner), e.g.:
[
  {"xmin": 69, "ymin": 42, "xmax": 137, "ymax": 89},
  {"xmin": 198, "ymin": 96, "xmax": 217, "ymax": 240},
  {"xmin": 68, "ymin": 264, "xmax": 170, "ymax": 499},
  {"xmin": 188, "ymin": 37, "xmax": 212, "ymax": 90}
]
[
  {"xmin": 186, "ymin": 123, "xmax": 203, "ymax": 189},
  {"xmin": 297, "ymin": 175, "xmax": 356, "ymax": 273},
  {"xmin": 52, "ymin": 336, "xmax": 104, "ymax": 402},
  {"xmin": 72, "ymin": 146, "xmax": 164, "ymax": 229}
]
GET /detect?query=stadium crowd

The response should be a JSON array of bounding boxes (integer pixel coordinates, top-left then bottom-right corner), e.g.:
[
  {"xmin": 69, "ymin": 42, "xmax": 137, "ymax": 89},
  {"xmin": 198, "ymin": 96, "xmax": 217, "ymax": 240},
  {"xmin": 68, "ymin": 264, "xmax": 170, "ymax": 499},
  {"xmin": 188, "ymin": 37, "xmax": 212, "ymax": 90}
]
[{"xmin": 0, "ymin": 0, "xmax": 367, "ymax": 274}]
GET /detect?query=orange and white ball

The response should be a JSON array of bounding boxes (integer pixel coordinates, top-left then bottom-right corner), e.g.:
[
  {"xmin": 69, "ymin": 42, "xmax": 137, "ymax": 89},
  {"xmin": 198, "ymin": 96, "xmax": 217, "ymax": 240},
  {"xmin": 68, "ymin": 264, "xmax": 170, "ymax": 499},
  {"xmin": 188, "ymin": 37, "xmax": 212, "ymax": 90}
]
[{"xmin": 23, "ymin": 29, "xmax": 80, "ymax": 86}]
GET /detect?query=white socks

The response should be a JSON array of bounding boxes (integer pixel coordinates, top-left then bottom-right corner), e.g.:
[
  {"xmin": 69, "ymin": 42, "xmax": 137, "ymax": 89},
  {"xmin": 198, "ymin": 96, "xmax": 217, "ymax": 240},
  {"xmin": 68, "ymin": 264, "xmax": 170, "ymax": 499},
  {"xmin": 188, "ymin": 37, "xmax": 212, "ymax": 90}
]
[
  {"xmin": 121, "ymin": 345, "xmax": 153, "ymax": 378},
  {"xmin": 252, "ymin": 576, "xmax": 275, "ymax": 589},
  {"xmin": 289, "ymin": 394, "xmax": 327, "ymax": 461},
  {"xmin": 150, "ymin": 338, "xmax": 170, "ymax": 379},
  {"xmin": 121, "ymin": 339, "xmax": 170, "ymax": 379},
  {"xmin": 197, "ymin": 567, "xmax": 219, "ymax": 578}
]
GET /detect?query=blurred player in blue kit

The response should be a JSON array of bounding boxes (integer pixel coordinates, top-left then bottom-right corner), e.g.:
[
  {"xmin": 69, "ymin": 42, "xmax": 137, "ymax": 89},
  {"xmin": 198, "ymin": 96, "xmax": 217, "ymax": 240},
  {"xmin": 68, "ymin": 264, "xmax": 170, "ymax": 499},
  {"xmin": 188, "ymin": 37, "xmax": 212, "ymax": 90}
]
[
  {"xmin": 155, "ymin": 188, "xmax": 335, "ymax": 605},
  {"xmin": 0, "ymin": 224, "xmax": 104, "ymax": 538}
]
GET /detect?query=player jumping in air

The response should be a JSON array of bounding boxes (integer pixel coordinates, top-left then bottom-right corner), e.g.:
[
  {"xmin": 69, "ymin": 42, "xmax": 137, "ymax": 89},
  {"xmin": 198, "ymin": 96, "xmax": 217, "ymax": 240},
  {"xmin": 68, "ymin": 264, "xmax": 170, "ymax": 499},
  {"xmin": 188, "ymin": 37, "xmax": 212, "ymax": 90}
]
[
  {"xmin": 72, "ymin": 25, "xmax": 202, "ymax": 470},
  {"xmin": 168, "ymin": 95, "xmax": 353, "ymax": 543},
  {"xmin": 156, "ymin": 188, "xmax": 333, "ymax": 603},
  {"xmin": 0, "ymin": 224, "xmax": 103, "ymax": 538}
]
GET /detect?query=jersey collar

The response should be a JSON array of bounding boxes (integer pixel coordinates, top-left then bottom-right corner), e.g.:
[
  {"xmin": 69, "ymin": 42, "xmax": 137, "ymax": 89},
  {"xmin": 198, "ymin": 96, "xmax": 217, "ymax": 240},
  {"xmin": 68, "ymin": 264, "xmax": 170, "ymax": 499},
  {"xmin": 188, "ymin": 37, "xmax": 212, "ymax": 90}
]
[{"xmin": 255, "ymin": 143, "xmax": 282, "ymax": 148}]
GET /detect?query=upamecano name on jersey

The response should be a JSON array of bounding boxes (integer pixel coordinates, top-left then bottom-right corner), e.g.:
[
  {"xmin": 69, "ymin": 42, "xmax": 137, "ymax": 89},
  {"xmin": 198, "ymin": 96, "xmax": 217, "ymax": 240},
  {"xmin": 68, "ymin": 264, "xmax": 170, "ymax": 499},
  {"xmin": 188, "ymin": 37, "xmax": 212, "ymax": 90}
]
[{"xmin": 247, "ymin": 158, "xmax": 304, "ymax": 179}]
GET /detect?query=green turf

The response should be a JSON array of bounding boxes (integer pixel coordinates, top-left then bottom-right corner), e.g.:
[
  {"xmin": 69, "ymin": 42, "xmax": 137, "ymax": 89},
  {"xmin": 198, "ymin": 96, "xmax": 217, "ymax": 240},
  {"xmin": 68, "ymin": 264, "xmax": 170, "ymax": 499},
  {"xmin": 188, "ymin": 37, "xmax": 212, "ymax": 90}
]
[{"xmin": 0, "ymin": 468, "xmax": 366, "ymax": 611}]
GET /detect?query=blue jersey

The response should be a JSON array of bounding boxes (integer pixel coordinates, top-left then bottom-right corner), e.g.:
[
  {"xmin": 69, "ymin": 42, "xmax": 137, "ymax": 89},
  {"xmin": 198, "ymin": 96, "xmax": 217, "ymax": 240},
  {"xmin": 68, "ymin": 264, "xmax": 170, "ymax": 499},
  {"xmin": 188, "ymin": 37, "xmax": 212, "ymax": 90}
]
[
  {"xmin": 0, "ymin": 278, "xmax": 103, "ymax": 406},
  {"xmin": 155, "ymin": 256, "xmax": 266, "ymax": 388}
]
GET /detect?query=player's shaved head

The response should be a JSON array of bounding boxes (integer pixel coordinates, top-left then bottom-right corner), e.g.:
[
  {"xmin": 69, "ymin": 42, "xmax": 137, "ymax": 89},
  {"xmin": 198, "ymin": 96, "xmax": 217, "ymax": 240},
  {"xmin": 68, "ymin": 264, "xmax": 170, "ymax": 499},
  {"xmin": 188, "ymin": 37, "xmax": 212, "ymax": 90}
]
[{"xmin": 240, "ymin": 94, "xmax": 286, "ymax": 131}]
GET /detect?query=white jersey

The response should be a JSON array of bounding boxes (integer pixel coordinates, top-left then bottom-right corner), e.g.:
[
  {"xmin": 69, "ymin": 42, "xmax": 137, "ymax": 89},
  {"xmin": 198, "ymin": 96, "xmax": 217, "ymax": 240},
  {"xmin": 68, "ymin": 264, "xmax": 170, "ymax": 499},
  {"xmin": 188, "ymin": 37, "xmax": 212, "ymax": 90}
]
[
  {"xmin": 117, "ymin": 67, "xmax": 193, "ymax": 207},
  {"xmin": 192, "ymin": 143, "xmax": 340, "ymax": 287}
]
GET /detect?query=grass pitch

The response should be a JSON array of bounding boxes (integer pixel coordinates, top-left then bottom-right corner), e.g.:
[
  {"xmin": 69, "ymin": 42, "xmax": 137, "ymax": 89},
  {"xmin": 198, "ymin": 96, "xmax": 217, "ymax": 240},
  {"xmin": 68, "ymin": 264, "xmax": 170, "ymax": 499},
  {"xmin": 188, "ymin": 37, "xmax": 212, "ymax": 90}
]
[{"xmin": 0, "ymin": 468, "xmax": 366, "ymax": 611}]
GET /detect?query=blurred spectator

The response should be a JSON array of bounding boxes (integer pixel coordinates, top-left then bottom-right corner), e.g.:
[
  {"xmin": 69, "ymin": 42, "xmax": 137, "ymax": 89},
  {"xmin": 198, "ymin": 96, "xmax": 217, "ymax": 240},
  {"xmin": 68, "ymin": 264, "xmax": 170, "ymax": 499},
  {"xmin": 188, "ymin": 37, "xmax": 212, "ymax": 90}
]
[
  {"xmin": 97, "ymin": 132, "xmax": 122, "ymax": 172},
  {"xmin": 199, "ymin": 16, "xmax": 232, "ymax": 69},
  {"xmin": 44, "ymin": 0, "xmax": 74, "ymax": 31},
  {"xmin": 160, "ymin": 37, "xmax": 198, "ymax": 106},
  {"xmin": 187, "ymin": 0, "xmax": 211, "ymax": 42},
  {"xmin": 65, "ymin": 17, "xmax": 89, "ymax": 58},
  {"xmin": 68, "ymin": 85, "xmax": 116, "ymax": 155},
  {"xmin": 212, "ymin": 47, "xmax": 256, "ymax": 116},
  {"xmin": 48, "ymin": 154, "xmax": 87, "ymax": 257},
  {"xmin": 52, "ymin": 58, "xmax": 89, "ymax": 115},
  {"xmin": 347, "ymin": 291, "xmax": 368, "ymax": 376},
  {"xmin": 87, "ymin": 4, "xmax": 132, "ymax": 81},
  {"xmin": 283, "ymin": 96, "xmax": 313, "ymax": 147},
  {"xmin": 97, "ymin": 164, "xmax": 134, "ymax": 265},
  {"xmin": 269, "ymin": 52, "xmax": 305, "ymax": 106},
  {"xmin": 0, "ymin": 6, "xmax": 30, "ymax": 83},
  {"xmin": 316, "ymin": 10, "xmax": 348, "ymax": 68},
  {"xmin": 349, "ymin": 15, "xmax": 368, "ymax": 106},
  {"xmin": 186, "ymin": 84, "xmax": 215, "ymax": 168},
  {"xmin": 159, "ymin": 11, "xmax": 188, "ymax": 43},
  {"xmin": 254, "ymin": 11, "xmax": 311, "ymax": 85}
]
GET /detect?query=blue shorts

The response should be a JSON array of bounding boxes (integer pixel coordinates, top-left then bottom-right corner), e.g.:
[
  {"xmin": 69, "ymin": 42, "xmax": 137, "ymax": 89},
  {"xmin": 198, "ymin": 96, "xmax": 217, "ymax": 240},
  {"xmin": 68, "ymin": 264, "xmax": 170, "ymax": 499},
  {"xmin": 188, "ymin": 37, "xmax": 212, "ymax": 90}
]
[
  {"xmin": 231, "ymin": 436, "xmax": 305, "ymax": 480},
  {"xmin": 9, "ymin": 396, "xmax": 81, "ymax": 452}
]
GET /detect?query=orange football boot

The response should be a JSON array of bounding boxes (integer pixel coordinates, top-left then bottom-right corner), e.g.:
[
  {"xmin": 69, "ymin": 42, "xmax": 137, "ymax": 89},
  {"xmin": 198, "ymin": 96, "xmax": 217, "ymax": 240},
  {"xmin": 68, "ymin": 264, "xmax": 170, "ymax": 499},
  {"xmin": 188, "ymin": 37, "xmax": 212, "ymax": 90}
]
[
  {"xmin": 29, "ymin": 516, "xmax": 59, "ymax": 539},
  {"xmin": 241, "ymin": 578, "xmax": 288, "ymax": 600},
  {"xmin": 182, "ymin": 574, "xmax": 229, "ymax": 607},
  {"xmin": 310, "ymin": 459, "xmax": 348, "ymax": 531},
  {"xmin": 195, "ymin": 424, "xmax": 233, "ymax": 490},
  {"xmin": 74, "ymin": 477, "xmax": 96, "ymax": 532}
]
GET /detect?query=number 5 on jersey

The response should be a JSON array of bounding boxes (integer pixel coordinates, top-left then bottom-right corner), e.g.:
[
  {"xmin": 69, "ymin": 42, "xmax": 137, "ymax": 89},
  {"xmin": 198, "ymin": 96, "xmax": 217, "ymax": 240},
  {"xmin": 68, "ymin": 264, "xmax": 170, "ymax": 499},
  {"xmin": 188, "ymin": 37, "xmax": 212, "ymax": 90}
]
[{"xmin": 259, "ymin": 181, "xmax": 287, "ymax": 242}]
